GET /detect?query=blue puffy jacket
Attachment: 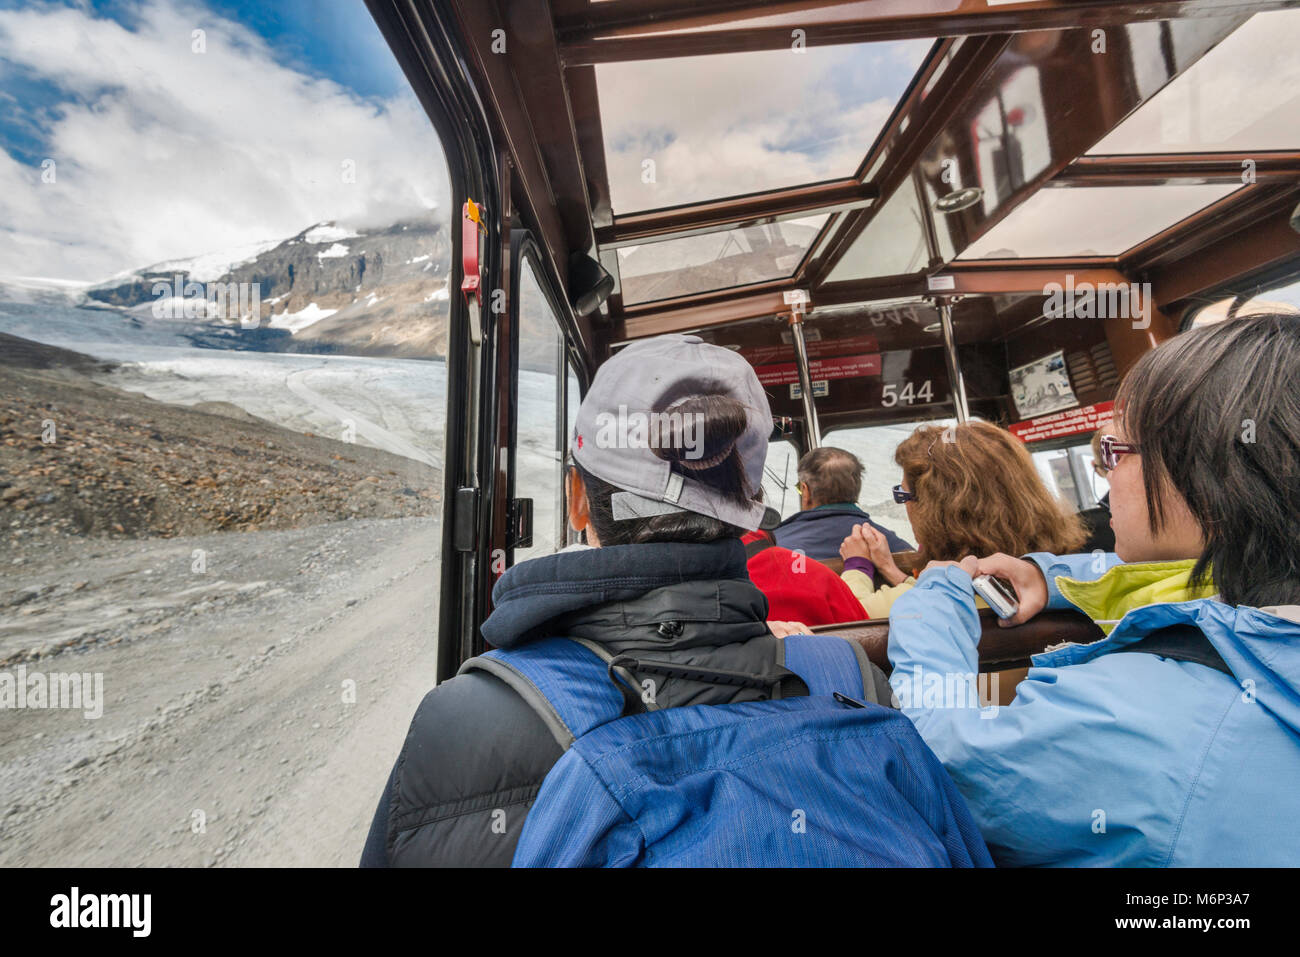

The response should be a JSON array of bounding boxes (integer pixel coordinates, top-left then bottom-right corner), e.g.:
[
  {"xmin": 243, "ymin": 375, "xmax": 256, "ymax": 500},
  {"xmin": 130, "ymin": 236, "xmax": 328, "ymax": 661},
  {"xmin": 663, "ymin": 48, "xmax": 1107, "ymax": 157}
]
[{"xmin": 887, "ymin": 552, "xmax": 1300, "ymax": 866}]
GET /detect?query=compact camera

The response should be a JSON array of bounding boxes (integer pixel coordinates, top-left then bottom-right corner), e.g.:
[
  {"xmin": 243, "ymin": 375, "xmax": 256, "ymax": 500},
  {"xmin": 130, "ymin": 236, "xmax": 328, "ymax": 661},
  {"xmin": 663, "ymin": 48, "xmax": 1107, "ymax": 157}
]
[{"xmin": 971, "ymin": 574, "xmax": 1019, "ymax": 620}]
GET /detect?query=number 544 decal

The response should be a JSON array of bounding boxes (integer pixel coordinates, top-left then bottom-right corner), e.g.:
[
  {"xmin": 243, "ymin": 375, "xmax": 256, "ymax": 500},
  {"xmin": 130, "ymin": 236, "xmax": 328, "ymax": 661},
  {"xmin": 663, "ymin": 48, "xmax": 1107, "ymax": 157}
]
[{"xmin": 881, "ymin": 380, "xmax": 934, "ymax": 407}]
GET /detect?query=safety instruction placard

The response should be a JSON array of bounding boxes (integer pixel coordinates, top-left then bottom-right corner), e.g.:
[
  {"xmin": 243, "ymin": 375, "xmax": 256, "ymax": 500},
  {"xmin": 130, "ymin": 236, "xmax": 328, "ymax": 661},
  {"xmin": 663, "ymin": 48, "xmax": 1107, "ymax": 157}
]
[
  {"xmin": 754, "ymin": 353, "xmax": 882, "ymax": 387},
  {"xmin": 1009, "ymin": 400, "xmax": 1115, "ymax": 444}
]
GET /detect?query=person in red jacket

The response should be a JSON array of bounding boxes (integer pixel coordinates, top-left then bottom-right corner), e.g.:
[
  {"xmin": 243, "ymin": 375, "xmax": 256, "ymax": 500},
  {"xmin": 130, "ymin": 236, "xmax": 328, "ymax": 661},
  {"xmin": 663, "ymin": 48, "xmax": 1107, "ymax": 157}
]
[{"xmin": 743, "ymin": 524, "xmax": 866, "ymax": 631}]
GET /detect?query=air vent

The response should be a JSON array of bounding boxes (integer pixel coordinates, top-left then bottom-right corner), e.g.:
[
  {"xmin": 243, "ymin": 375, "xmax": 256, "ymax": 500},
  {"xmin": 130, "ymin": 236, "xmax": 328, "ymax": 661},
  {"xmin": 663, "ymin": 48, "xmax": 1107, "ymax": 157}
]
[{"xmin": 1064, "ymin": 342, "xmax": 1119, "ymax": 396}]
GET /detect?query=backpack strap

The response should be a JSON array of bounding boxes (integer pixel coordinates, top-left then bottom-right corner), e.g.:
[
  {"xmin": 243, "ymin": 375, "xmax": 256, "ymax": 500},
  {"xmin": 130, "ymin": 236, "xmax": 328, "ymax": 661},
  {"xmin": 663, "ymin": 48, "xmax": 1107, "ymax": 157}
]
[
  {"xmin": 458, "ymin": 638, "xmax": 625, "ymax": 751},
  {"xmin": 782, "ymin": 633, "xmax": 881, "ymax": 705},
  {"xmin": 462, "ymin": 632, "xmax": 883, "ymax": 753},
  {"xmin": 1114, "ymin": 623, "xmax": 1233, "ymax": 676}
]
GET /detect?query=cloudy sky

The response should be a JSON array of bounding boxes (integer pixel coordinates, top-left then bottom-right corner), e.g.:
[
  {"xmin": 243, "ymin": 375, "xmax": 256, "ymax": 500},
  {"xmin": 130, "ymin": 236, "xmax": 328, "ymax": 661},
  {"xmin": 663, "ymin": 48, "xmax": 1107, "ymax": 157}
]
[
  {"xmin": 0, "ymin": 0, "xmax": 449, "ymax": 282},
  {"xmin": 597, "ymin": 37, "xmax": 933, "ymax": 213}
]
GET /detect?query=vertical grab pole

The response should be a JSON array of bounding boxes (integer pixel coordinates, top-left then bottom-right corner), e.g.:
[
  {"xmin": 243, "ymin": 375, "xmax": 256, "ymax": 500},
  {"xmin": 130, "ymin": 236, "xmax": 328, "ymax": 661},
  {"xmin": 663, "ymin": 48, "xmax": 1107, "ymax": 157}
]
[
  {"xmin": 788, "ymin": 309, "xmax": 821, "ymax": 449},
  {"xmin": 936, "ymin": 297, "xmax": 970, "ymax": 424}
]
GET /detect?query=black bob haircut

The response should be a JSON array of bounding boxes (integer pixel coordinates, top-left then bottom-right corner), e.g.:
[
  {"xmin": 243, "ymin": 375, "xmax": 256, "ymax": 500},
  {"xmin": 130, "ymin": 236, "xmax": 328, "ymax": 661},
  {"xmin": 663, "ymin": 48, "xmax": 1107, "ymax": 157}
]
[{"xmin": 1115, "ymin": 311, "xmax": 1300, "ymax": 608}]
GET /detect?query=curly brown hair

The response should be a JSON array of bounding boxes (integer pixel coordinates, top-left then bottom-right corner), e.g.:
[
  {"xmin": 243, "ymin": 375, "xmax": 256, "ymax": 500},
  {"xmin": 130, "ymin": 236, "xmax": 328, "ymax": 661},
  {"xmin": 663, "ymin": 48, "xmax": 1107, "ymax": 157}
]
[{"xmin": 895, "ymin": 420, "xmax": 1087, "ymax": 562}]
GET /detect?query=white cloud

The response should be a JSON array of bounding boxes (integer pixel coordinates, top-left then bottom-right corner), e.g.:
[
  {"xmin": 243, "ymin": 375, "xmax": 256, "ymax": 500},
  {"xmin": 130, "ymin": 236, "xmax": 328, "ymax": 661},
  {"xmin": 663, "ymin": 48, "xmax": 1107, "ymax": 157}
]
[
  {"xmin": 0, "ymin": 0, "xmax": 449, "ymax": 282},
  {"xmin": 596, "ymin": 39, "xmax": 932, "ymax": 213}
]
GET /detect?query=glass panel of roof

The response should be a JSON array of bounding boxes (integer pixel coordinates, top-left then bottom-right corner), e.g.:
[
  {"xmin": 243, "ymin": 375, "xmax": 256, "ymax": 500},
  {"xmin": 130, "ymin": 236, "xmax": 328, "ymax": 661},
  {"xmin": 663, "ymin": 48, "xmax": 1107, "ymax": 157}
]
[
  {"xmin": 1088, "ymin": 9, "xmax": 1300, "ymax": 154},
  {"xmin": 595, "ymin": 38, "xmax": 934, "ymax": 214},
  {"xmin": 666, "ymin": 1, "xmax": 930, "ymax": 33},
  {"xmin": 616, "ymin": 215, "xmax": 827, "ymax": 305},
  {"xmin": 824, "ymin": 180, "xmax": 928, "ymax": 283},
  {"xmin": 957, "ymin": 183, "xmax": 1240, "ymax": 259}
]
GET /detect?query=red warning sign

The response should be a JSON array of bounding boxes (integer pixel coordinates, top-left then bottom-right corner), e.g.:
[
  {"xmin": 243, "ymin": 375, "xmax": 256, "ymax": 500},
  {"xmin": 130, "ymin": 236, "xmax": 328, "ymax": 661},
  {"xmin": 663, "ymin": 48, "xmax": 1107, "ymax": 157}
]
[
  {"xmin": 739, "ymin": 334, "xmax": 880, "ymax": 366},
  {"xmin": 754, "ymin": 353, "xmax": 882, "ymax": 387},
  {"xmin": 1009, "ymin": 401, "xmax": 1115, "ymax": 444}
]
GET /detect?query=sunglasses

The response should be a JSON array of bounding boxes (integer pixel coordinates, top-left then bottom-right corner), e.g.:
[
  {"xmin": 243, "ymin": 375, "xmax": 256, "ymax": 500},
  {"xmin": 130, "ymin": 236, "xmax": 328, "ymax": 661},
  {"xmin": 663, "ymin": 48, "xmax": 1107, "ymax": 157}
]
[
  {"xmin": 1099, "ymin": 434, "xmax": 1139, "ymax": 471},
  {"xmin": 892, "ymin": 484, "xmax": 917, "ymax": 504}
]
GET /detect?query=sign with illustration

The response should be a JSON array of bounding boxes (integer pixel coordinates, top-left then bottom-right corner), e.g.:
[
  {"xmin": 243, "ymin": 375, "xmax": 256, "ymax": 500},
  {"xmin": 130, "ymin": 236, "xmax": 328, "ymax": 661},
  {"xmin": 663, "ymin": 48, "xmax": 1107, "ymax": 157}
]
[{"xmin": 1009, "ymin": 350, "xmax": 1077, "ymax": 418}]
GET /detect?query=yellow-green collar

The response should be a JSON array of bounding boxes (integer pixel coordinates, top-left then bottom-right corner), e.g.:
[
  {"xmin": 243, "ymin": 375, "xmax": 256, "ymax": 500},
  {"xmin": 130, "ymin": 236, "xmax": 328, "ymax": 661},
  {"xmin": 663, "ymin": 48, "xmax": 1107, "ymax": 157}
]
[{"xmin": 1055, "ymin": 559, "xmax": 1216, "ymax": 634}]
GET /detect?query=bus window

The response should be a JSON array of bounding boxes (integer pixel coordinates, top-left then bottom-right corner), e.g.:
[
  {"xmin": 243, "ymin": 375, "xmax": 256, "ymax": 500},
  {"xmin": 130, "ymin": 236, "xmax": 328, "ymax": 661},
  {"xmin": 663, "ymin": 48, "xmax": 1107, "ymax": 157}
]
[
  {"xmin": 1072, "ymin": 443, "xmax": 1111, "ymax": 508},
  {"xmin": 1032, "ymin": 448, "xmax": 1081, "ymax": 511},
  {"xmin": 0, "ymin": 0, "xmax": 450, "ymax": 867},
  {"xmin": 820, "ymin": 422, "xmax": 958, "ymax": 545},
  {"xmin": 1185, "ymin": 275, "xmax": 1300, "ymax": 329},
  {"xmin": 513, "ymin": 255, "xmax": 567, "ymax": 561},
  {"xmin": 762, "ymin": 439, "xmax": 800, "ymax": 520}
]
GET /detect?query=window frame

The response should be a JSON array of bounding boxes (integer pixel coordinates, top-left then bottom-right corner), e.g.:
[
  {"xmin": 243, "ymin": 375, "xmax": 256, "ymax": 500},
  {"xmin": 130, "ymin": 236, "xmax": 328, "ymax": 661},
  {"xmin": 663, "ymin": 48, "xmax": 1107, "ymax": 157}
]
[{"xmin": 507, "ymin": 233, "xmax": 580, "ymax": 566}]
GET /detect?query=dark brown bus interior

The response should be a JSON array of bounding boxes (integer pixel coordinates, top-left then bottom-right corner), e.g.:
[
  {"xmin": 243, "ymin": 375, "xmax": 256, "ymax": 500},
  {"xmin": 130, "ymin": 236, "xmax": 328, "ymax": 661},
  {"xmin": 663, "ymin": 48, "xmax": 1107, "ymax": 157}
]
[{"xmin": 364, "ymin": 0, "xmax": 1300, "ymax": 684}]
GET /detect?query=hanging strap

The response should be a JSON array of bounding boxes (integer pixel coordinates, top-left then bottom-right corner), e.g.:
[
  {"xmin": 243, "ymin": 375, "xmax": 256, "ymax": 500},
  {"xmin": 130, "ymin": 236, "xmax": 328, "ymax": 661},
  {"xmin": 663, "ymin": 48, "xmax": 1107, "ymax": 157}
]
[{"xmin": 460, "ymin": 631, "xmax": 883, "ymax": 753}]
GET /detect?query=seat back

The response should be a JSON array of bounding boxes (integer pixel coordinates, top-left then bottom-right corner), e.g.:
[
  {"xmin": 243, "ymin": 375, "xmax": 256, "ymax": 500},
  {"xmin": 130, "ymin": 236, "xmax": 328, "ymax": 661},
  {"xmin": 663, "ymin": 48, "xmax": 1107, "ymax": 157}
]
[{"xmin": 809, "ymin": 609, "xmax": 1104, "ymax": 676}]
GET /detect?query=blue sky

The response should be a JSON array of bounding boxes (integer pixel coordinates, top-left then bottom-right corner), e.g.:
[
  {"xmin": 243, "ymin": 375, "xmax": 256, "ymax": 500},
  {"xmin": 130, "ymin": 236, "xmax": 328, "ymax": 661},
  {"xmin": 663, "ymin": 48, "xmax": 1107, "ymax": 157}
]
[
  {"xmin": 0, "ymin": 0, "xmax": 448, "ymax": 281},
  {"xmin": 0, "ymin": 0, "xmax": 406, "ymax": 164}
]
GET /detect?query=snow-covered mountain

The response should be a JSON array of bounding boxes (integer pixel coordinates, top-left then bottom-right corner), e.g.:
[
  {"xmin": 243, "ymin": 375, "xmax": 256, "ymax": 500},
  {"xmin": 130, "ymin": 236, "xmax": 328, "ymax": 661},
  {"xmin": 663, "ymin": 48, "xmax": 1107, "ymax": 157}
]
[{"xmin": 82, "ymin": 215, "xmax": 451, "ymax": 359}]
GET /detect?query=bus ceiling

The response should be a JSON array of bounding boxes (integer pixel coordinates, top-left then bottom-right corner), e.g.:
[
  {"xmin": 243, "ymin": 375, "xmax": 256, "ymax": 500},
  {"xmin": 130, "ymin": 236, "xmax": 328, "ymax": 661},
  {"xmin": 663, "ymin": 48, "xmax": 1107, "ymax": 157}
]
[{"xmin": 397, "ymin": 0, "xmax": 1300, "ymax": 418}]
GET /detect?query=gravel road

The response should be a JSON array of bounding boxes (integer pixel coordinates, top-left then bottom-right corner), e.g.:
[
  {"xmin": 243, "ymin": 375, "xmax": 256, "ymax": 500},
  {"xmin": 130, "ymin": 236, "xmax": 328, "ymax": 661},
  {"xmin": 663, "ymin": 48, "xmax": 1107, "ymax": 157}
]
[{"xmin": 0, "ymin": 516, "xmax": 440, "ymax": 867}]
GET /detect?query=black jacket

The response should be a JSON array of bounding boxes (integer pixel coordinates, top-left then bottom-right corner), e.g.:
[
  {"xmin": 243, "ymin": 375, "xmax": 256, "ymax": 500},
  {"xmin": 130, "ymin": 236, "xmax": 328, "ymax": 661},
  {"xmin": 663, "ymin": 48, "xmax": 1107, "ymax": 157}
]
[{"xmin": 360, "ymin": 538, "xmax": 889, "ymax": 867}]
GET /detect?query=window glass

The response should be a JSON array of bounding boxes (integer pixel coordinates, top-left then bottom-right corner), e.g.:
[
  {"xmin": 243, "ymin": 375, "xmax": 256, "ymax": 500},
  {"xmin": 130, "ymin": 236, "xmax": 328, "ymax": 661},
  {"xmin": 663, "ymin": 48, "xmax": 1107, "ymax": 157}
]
[
  {"xmin": 761, "ymin": 440, "xmax": 801, "ymax": 521},
  {"xmin": 0, "ymin": 0, "xmax": 449, "ymax": 866},
  {"xmin": 1032, "ymin": 447, "xmax": 1086, "ymax": 511},
  {"xmin": 1186, "ymin": 276, "xmax": 1300, "ymax": 329},
  {"xmin": 824, "ymin": 180, "xmax": 927, "ymax": 283},
  {"xmin": 514, "ymin": 257, "xmax": 567, "ymax": 561},
  {"xmin": 1072, "ymin": 443, "xmax": 1111, "ymax": 508},
  {"xmin": 957, "ymin": 184, "xmax": 1240, "ymax": 259},
  {"xmin": 1088, "ymin": 10, "xmax": 1300, "ymax": 155},
  {"xmin": 617, "ymin": 215, "xmax": 828, "ymax": 305},
  {"xmin": 819, "ymin": 421, "xmax": 961, "ymax": 546},
  {"xmin": 596, "ymin": 38, "xmax": 935, "ymax": 213}
]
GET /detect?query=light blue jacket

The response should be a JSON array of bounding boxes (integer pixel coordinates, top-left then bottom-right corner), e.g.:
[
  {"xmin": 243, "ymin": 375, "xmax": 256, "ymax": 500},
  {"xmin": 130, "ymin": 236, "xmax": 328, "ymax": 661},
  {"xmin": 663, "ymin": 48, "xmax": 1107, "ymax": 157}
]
[{"xmin": 887, "ymin": 552, "xmax": 1300, "ymax": 866}]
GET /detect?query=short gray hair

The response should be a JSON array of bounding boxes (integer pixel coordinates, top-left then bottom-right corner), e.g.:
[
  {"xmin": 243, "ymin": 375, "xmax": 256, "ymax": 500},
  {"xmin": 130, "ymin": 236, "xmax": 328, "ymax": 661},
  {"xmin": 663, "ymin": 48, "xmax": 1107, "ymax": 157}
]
[{"xmin": 797, "ymin": 447, "xmax": 863, "ymax": 506}]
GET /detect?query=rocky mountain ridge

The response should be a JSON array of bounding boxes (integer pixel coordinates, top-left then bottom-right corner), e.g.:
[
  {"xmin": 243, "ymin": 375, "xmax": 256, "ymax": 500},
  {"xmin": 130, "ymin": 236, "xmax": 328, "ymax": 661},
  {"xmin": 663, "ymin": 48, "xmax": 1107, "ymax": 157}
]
[{"xmin": 82, "ymin": 216, "xmax": 452, "ymax": 360}]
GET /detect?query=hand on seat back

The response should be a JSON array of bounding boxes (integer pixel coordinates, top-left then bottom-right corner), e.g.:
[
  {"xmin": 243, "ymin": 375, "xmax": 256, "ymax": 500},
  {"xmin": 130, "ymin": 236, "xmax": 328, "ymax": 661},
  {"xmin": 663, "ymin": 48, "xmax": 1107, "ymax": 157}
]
[{"xmin": 843, "ymin": 524, "xmax": 906, "ymax": 584}]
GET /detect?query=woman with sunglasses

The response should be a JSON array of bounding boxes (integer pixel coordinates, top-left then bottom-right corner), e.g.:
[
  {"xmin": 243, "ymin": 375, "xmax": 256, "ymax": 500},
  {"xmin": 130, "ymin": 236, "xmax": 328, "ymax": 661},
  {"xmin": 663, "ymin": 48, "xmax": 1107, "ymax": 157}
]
[
  {"xmin": 838, "ymin": 420, "xmax": 1087, "ymax": 618},
  {"xmin": 887, "ymin": 312, "xmax": 1300, "ymax": 866}
]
